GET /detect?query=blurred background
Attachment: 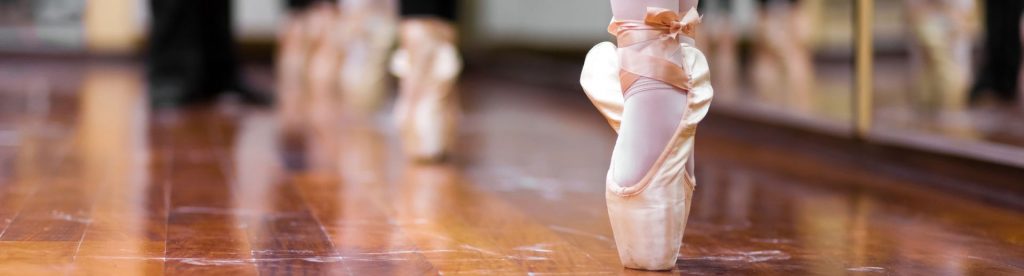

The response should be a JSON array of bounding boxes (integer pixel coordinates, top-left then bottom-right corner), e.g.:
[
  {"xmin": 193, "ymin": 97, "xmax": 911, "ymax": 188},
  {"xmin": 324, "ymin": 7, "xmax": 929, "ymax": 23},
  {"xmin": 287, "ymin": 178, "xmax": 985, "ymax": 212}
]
[{"xmin": 0, "ymin": 0, "xmax": 1022, "ymax": 180}]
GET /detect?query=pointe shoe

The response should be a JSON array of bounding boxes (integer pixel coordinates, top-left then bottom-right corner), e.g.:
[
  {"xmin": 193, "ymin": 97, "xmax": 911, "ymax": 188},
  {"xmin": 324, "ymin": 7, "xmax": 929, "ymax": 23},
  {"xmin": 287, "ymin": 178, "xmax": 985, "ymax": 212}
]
[
  {"xmin": 907, "ymin": 4, "xmax": 972, "ymax": 112},
  {"xmin": 580, "ymin": 7, "xmax": 713, "ymax": 270},
  {"xmin": 337, "ymin": 1, "xmax": 398, "ymax": 114},
  {"xmin": 390, "ymin": 19, "xmax": 462, "ymax": 162},
  {"xmin": 277, "ymin": 15, "xmax": 310, "ymax": 127},
  {"xmin": 304, "ymin": 5, "xmax": 344, "ymax": 119}
]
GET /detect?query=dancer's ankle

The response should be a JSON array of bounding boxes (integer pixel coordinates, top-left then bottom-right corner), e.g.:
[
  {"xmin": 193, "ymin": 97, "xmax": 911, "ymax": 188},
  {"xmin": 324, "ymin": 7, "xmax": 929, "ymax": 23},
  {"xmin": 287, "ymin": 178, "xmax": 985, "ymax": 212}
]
[{"xmin": 612, "ymin": 78, "xmax": 687, "ymax": 186}]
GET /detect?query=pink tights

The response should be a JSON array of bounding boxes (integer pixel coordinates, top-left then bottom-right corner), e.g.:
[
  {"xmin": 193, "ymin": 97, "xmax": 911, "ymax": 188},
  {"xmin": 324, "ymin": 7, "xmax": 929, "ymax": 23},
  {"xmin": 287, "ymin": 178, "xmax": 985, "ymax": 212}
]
[{"xmin": 609, "ymin": 0, "xmax": 697, "ymax": 186}]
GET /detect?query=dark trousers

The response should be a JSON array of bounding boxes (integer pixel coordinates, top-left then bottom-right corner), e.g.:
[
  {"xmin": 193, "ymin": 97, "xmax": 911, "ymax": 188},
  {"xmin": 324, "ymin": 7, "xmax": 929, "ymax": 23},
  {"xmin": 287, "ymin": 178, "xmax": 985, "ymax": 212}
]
[
  {"xmin": 972, "ymin": 0, "xmax": 1024, "ymax": 101},
  {"xmin": 148, "ymin": 0, "xmax": 240, "ymax": 105},
  {"xmin": 400, "ymin": 0, "xmax": 457, "ymax": 21},
  {"xmin": 285, "ymin": 0, "xmax": 334, "ymax": 11},
  {"xmin": 285, "ymin": 0, "xmax": 457, "ymax": 20}
]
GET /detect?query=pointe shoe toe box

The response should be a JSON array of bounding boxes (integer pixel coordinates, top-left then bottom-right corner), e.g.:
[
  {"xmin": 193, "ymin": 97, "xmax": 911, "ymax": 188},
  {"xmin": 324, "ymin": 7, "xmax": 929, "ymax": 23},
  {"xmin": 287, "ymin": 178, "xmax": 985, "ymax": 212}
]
[{"xmin": 606, "ymin": 195, "xmax": 687, "ymax": 270}]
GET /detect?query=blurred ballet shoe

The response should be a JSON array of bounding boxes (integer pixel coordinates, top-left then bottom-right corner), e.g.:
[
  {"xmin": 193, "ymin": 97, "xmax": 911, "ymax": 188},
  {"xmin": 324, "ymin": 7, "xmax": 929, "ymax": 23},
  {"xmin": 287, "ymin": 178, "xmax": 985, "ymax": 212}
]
[
  {"xmin": 752, "ymin": 2, "xmax": 814, "ymax": 110},
  {"xmin": 391, "ymin": 18, "xmax": 462, "ymax": 162},
  {"xmin": 304, "ymin": 4, "xmax": 345, "ymax": 119},
  {"xmin": 278, "ymin": 2, "xmax": 334, "ymax": 118},
  {"xmin": 906, "ymin": 0, "xmax": 974, "ymax": 112},
  {"xmin": 277, "ymin": 13, "xmax": 310, "ymax": 127},
  {"xmin": 580, "ymin": 7, "xmax": 713, "ymax": 270},
  {"xmin": 337, "ymin": 1, "xmax": 398, "ymax": 115}
]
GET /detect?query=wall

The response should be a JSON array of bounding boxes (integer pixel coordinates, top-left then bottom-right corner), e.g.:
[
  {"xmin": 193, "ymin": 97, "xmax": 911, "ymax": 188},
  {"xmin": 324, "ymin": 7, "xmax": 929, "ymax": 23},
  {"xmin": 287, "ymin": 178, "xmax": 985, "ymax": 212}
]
[
  {"xmin": 227, "ymin": 0, "xmax": 615, "ymax": 50},
  {"xmin": 462, "ymin": 0, "xmax": 612, "ymax": 49}
]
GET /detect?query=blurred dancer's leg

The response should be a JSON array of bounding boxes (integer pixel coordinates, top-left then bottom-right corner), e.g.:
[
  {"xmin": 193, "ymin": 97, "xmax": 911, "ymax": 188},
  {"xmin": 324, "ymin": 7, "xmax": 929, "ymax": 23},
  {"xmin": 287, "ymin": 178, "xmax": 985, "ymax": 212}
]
[
  {"xmin": 286, "ymin": 0, "xmax": 318, "ymax": 11},
  {"xmin": 303, "ymin": 3, "xmax": 344, "ymax": 121},
  {"xmin": 333, "ymin": 0, "xmax": 398, "ymax": 115},
  {"xmin": 147, "ymin": 0, "xmax": 271, "ymax": 108},
  {"xmin": 147, "ymin": 0, "xmax": 203, "ymax": 108},
  {"xmin": 393, "ymin": 0, "xmax": 462, "ymax": 161},
  {"xmin": 277, "ymin": 0, "xmax": 331, "ymax": 126},
  {"xmin": 1019, "ymin": 16, "xmax": 1024, "ymax": 108},
  {"xmin": 906, "ymin": 0, "xmax": 976, "ymax": 113},
  {"xmin": 400, "ymin": 0, "xmax": 457, "ymax": 21},
  {"xmin": 698, "ymin": 0, "xmax": 740, "ymax": 101},
  {"xmin": 200, "ymin": 0, "xmax": 238, "ymax": 99},
  {"xmin": 200, "ymin": 0, "xmax": 273, "ymax": 106},
  {"xmin": 754, "ymin": 0, "xmax": 813, "ymax": 110},
  {"xmin": 971, "ymin": 0, "xmax": 1024, "ymax": 103}
]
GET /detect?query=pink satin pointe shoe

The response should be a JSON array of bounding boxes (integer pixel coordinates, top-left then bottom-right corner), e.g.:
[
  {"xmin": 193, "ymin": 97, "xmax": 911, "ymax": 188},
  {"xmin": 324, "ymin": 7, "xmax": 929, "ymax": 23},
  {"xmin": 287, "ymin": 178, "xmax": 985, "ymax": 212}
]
[
  {"xmin": 303, "ymin": 4, "xmax": 345, "ymax": 121},
  {"xmin": 336, "ymin": 1, "xmax": 398, "ymax": 115},
  {"xmin": 276, "ymin": 14, "xmax": 310, "ymax": 128},
  {"xmin": 390, "ymin": 19, "xmax": 462, "ymax": 162},
  {"xmin": 580, "ymin": 7, "xmax": 713, "ymax": 271}
]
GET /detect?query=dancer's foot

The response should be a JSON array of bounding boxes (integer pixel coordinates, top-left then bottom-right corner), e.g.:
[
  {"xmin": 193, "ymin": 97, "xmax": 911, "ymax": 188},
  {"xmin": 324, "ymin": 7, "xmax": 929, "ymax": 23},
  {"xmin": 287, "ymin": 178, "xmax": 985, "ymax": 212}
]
[
  {"xmin": 278, "ymin": 13, "xmax": 311, "ymax": 125},
  {"xmin": 304, "ymin": 4, "xmax": 343, "ymax": 117},
  {"xmin": 337, "ymin": 0, "xmax": 398, "ymax": 115},
  {"xmin": 391, "ymin": 18, "xmax": 462, "ymax": 162},
  {"xmin": 581, "ymin": 6, "xmax": 713, "ymax": 270}
]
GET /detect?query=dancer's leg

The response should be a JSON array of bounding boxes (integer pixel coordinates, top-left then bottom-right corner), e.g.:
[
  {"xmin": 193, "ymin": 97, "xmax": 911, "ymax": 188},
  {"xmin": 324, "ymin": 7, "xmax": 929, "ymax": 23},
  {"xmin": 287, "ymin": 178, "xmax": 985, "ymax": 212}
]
[
  {"xmin": 1019, "ymin": 15, "xmax": 1024, "ymax": 108},
  {"xmin": 611, "ymin": 0, "xmax": 678, "ymax": 20},
  {"xmin": 400, "ymin": 0, "xmax": 457, "ymax": 21},
  {"xmin": 334, "ymin": 0, "xmax": 398, "ymax": 114},
  {"xmin": 393, "ymin": 0, "xmax": 461, "ymax": 161},
  {"xmin": 609, "ymin": 0, "xmax": 697, "ymax": 186},
  {"xmin": 201, "ymin": 0, "xmax": 272, "ymax": 106},
  {"xmin": 147, "ymin": 0, "xmax": 203, "ymax": 108},
  {"xmin": 589, "ymin": 1, "xmax": 712, "ymax": 270},
  {"xmin": 680, "ymin": 0, "xmax": 698, "ymax": 12},
  {"xmin": 972, "ymin": 0, "xmax": 1024, "ymax": 102}
]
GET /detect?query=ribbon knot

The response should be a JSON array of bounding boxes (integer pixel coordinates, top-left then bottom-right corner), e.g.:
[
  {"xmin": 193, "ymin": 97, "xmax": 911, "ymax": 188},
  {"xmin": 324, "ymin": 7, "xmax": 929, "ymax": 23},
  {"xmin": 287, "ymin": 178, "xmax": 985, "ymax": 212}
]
[
  {"xmin": 607, "ymin": 7, "xmax": 703, "ymax": 94},
  {"xmin": 644, "ymin": 7, "xmax": 701, "ymax": 40}
]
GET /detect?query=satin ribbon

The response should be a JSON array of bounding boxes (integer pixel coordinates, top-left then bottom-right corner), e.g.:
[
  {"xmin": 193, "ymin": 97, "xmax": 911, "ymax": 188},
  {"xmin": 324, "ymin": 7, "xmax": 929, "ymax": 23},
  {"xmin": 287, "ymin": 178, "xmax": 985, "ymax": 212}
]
[{"xmin": 608, "ymin": 7, "xmax": 701, "ymax": 96}]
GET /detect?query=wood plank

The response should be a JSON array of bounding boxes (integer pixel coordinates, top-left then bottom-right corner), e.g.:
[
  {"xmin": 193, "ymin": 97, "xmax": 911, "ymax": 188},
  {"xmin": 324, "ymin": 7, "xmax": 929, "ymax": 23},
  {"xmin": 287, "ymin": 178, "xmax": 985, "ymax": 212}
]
[
  {"xmin": 68, "ymin": 72, "xmax": 168, "ymax": 274},
  {"xmin": 216, "ymin": 114, "xmax": 347, "ymax": 275},
  {"xmin": 0, "ymin": 241, "xmax": 78, "ymax": 274},
  {"xmin": 288, "ymin": 123, "xmax": 437, "ymax": 275},
  {"xmin": 389, "ymin": 163, "xmax": 614, "ymax": 274},
  {"xmin": 161, "ymin": 110, "xmax": 257, "ymax": 275}
]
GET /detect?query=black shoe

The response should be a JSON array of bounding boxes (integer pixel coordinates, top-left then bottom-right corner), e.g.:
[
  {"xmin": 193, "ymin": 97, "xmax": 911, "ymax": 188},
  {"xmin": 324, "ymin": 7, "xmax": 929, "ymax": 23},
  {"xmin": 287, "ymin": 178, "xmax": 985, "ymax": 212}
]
[{"xmin": 149, "ymin": 82, "xmax": 192, "ymax": 110}]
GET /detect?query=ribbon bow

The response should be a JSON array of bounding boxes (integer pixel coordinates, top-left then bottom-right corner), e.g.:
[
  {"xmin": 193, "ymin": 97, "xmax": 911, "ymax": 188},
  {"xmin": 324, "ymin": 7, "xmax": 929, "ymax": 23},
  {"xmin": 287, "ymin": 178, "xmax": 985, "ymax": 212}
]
[
  {"xmin": 644, "ymin": 7, "xmax": 701, "ymax": 40},
  {"xmin": 607, "ymin": 7, "xmax": 703, "ymax": 94}
]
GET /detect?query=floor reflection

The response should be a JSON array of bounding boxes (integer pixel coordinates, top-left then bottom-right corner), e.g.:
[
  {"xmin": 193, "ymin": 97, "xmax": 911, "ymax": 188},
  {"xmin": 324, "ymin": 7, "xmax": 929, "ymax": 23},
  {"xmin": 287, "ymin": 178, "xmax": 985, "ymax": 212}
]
[
  {"xmin": 73, "ymin": 66, "xmax": 164, "ymax": 274},
  {"xmin": 672, "ymin": 158, "xmax": 1024, "ymax": 275},
  {"xmin": 396, "ymin": 163, "xmax": 480, "ymax": 273}
]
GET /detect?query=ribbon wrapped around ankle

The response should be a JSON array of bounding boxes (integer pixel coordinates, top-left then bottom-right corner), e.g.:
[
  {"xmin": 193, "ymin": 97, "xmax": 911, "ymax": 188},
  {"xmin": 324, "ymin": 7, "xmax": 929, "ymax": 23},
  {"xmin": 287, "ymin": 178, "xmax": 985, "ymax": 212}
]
[{"xmin": 608, "ymin": 7, "xmax": 701, "ymax": 95}]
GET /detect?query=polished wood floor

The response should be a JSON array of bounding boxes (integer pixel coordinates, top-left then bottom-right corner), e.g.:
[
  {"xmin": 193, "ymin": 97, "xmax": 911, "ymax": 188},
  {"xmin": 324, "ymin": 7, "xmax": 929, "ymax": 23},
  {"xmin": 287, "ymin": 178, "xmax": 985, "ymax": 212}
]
[{"xmin": 0, "ymin": 61, "xmax": 1023, "ymax": 275}]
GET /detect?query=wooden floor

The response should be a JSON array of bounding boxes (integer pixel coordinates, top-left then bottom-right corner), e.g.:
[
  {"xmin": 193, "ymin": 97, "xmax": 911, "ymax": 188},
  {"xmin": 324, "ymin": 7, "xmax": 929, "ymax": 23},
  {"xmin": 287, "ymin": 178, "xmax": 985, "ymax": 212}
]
[{"xmin": 0, "ymin": 61, "xmax": 1023, "ymax": 275}]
